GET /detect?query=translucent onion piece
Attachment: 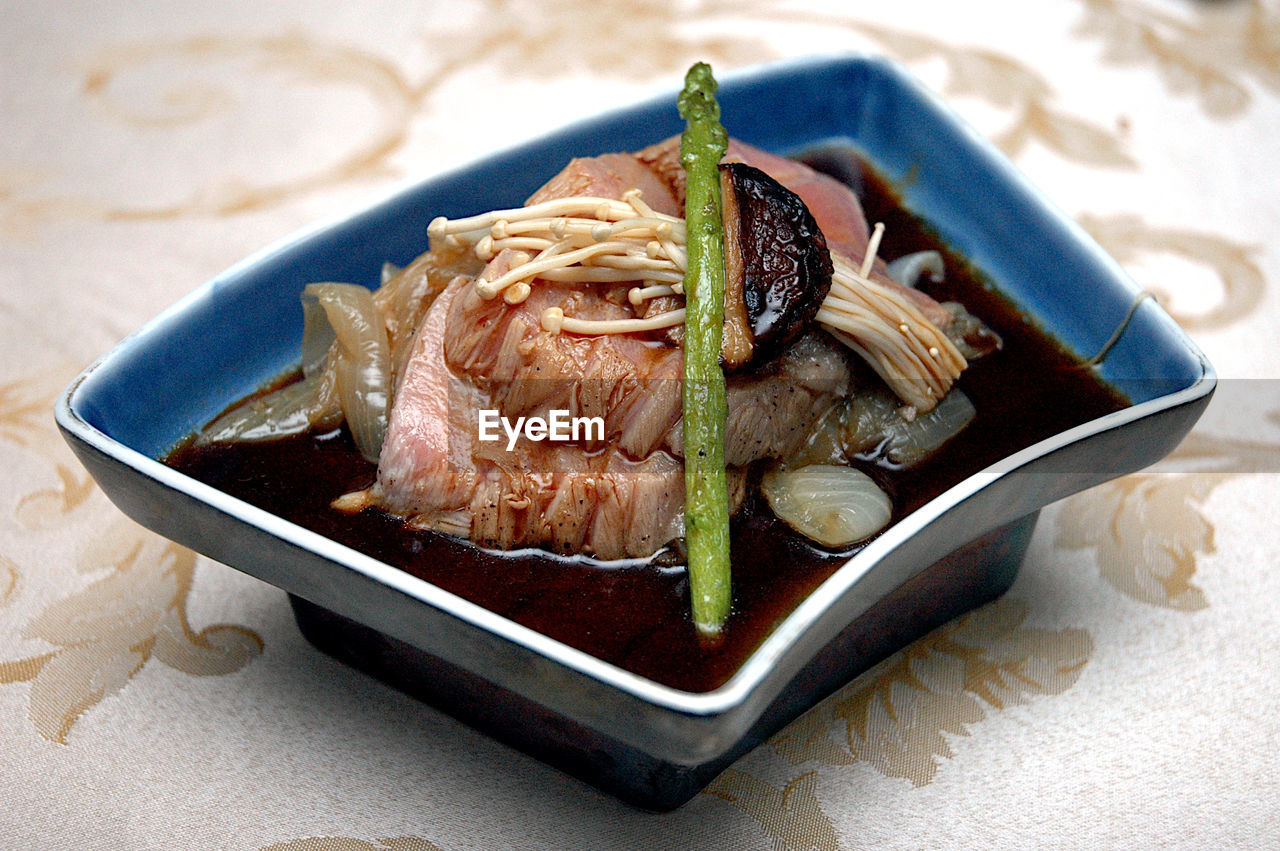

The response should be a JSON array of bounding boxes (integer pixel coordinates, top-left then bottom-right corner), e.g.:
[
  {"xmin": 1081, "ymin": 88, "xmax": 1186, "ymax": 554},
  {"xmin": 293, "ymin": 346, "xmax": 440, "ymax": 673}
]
[
  {"xmin": 886, "ymin": 250, "xmax": 944, "ymax": 288},
  {"xmin": 845, "ymin": 387, "xmax": 975, "ymax": 466},
  {"xmin": 940, "ymin": 301, "xmax": 1003, "ymax": 361},
  {"xmin": 883, "ymin": 387, "xmax": 975, "ymax": 465},
  {"xmin": 785, "ymin": 405, "xmax": 850, "ymax": 469},
  {"xmin": 311, "ymin": 365, "xmax": 344, "ymax": 432},
  {"xmin": 303, "ymin": 283, "xmax": 391, "ymax": 463},
  {"xmin": 301, "ymin": 296, "xmax": 337, "ymax": 378},
  {"xmin": 196, "ymin": 373, "xmax": 326, "ymax": 445},
  {"xmin": 762, "ymin": 464, "xmax": 892, "ymax": 548}
]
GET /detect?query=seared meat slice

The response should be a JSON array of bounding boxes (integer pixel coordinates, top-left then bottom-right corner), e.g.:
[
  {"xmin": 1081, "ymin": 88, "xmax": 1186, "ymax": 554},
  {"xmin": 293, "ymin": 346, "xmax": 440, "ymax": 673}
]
[
  {"xmin": 373, "ymin": 156, "xmax": 692, "ymax": 557},
  {"xmin": 528, "ymin": 152, "xmax": 680, "ymax": 216},
  {"xmin": 372, "ymin": 272, "xmax": 696, "ymax": 559},
  {"xmin": 374, "ymin": 276, "xmax": 482, "ymax": 524},
  {"xmin": 465, "ymin": 443, "xmax": 748, "ymax": 558},
  {"xmin": 468, "ymin": 445, "xmax": 686, "ymax": 556},
  {"xmin": 374, "ymin": 241, "xmax": 483, "ymax": 393},
  {"xmin": 665, "ymin": 332, "xmax": 852, "ymax": 466},
  {"xmin": 443, "ymin": 249, "xmax": 685, "ymax": 460},
  {"xmin": 374, "ymin": 150, "xmax": 855, "ymax": 559}
]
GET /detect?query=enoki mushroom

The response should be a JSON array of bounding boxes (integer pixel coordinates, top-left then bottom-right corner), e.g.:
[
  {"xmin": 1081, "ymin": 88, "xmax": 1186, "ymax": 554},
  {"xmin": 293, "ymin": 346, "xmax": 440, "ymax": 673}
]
[{"xmin": 428, "ymin": 191, "xmax": 966, "ymax": 412}]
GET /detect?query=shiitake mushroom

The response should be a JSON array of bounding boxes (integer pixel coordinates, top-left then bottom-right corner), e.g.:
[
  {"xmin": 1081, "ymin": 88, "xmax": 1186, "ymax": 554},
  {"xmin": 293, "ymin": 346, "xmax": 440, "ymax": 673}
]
[{"xmin": 718, "ymin": 162, "xmax": 834, "ymax": 368}]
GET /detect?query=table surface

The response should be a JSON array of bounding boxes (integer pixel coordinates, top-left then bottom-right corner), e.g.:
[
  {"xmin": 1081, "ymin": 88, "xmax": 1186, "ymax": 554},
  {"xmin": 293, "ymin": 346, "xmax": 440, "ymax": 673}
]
[{"xmin": 3, "ymin": 1, "xmax": 1278, "ymax": 848}]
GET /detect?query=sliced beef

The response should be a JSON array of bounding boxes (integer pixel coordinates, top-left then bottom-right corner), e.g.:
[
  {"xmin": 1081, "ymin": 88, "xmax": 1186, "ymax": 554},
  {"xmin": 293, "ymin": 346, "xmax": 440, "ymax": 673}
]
[
  {"xmin": 665, "ymin": 332, "xmax": 852, "ymax": 466},
  {"xmin": 374, "ymin": 276, "xmax": 482, "ymax": 521},
  {"xmin": 528, "ymin": 152, "xmax": 680, "ymax": 215},
  {"xmin": 469, "ymin": 447, "xmax": 669, "ymax": 556},
  {"xmin": 372, "ymin": 272, "xmax": 690, "ymax": 559},
  {"xmin": 373, "ymin": 148, "xmax": 857, "ymax": 559},
  {"xmin": 443, "ymin": 249, "xmax": 685, "ymax": 460},
  {"xmin": 373, "ymin": 158, "xmax": 691, "ymax": 557}
]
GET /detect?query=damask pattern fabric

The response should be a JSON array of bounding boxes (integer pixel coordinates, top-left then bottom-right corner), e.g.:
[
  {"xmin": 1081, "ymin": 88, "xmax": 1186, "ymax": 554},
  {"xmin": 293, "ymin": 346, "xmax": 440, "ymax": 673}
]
[{"xmin": 2, "ymin": 1, "xmax": 1277, "ymax": 847}]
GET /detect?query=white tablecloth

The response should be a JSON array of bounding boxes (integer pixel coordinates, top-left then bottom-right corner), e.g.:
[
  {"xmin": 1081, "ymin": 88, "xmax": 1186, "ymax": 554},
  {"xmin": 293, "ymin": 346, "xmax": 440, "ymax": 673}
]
[{"xmin": 3, "ymin": 1, "xmax": 1278, "ymax": 847}]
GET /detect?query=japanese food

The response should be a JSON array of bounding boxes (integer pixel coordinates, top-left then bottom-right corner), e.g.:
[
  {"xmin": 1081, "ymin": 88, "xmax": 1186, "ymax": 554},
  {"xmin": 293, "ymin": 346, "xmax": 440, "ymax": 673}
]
[
  {"xmin": 170, "ymin": 64, "xmax": 1123, "ymax": 685},
  {"xmin": 193, "ymin": 65, "xmax": 991, "ymax": 616}
]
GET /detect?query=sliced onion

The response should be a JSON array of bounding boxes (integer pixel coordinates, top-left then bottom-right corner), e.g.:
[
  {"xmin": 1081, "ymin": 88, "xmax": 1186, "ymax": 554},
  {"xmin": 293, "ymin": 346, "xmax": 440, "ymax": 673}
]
[
  {"xmin": 303, "ymin": 283, "xmax": 391, "ymax": 463},
  {"xmin": 843, "ymin": 390, "xmax": 900, "ymax": 453},
  {"xmin": 940, "ymin": 301, "xmax": 1002, "ymax": 361},
  {"xmin": 762, "ymin": 464, "xmax": 892, "ymax": 548},
  {"xmin": 884, "ymin": 388, "xmax": 976, "ymax": 465},
  {"xmin": 196, "ymin": 293, "xmax": 350, "ymax": 444},
  {"xmin": 886, "ymin": 250, "xmax": 944, "ymax": 288},
  {"xmin": 300, "ymin": 295, "xmax": 336, "ymax": 378},
  {"xmin": 196, "ymin": 373, "xmax": 326, "ymax": 444},
  {"xmin": 843, "ymin": 387, "xmax": 975, "ymax": 466}
]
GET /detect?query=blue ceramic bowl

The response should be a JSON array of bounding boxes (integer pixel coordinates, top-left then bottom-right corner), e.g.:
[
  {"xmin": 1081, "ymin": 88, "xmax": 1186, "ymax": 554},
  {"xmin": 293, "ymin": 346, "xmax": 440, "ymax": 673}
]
[{"xmin": 57, "ymin": 56, "xmax": 1213, "ymax": 810}]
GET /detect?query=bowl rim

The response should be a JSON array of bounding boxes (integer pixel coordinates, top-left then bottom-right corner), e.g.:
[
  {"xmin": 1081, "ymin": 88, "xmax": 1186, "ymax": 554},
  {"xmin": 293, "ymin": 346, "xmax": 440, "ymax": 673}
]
[{"xmin": 55, "ymin": 53, "xmax": 1217, "ymax": 720}]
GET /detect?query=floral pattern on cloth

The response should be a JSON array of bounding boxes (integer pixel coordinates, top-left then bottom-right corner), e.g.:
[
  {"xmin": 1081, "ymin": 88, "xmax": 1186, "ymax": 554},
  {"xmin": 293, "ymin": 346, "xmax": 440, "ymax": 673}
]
[
  {"xmin": 0, "ymin": 520, "xmax": 263, "ymax": 743},
  {"xmin": 2, "ymin": 0, "xmax": 1277, "ymax": 848},
  {"xmin": 0, "ymin": 374, "xmax": 263, "ymax": 743}
]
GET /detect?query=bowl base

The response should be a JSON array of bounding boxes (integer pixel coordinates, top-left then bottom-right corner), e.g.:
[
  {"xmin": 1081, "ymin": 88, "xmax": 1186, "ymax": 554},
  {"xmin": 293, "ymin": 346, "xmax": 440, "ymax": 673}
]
[{"xmin": 288, "ymin": 510, "xmax": 1038, "ymax": 811}]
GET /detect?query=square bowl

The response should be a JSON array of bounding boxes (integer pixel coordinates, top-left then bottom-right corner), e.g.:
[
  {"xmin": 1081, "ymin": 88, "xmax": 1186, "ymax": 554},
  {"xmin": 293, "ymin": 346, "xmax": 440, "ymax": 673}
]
[{"xmin": 57, "ymin": 55, "xmax": 1213, "ymax": 810}]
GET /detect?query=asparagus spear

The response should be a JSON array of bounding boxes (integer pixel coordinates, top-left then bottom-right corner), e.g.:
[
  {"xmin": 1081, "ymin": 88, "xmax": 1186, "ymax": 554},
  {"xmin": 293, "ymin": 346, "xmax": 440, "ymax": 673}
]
[{"xmin": 678, "ymin": 62, "xmax": 732, "ymax": 635}]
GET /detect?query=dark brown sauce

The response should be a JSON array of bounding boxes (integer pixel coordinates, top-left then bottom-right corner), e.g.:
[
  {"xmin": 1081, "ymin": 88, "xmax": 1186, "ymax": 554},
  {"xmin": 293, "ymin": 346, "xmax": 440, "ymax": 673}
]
[{"xmin": 166, "ymin": 159, "xmax": 1127, "ymax": 693}]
